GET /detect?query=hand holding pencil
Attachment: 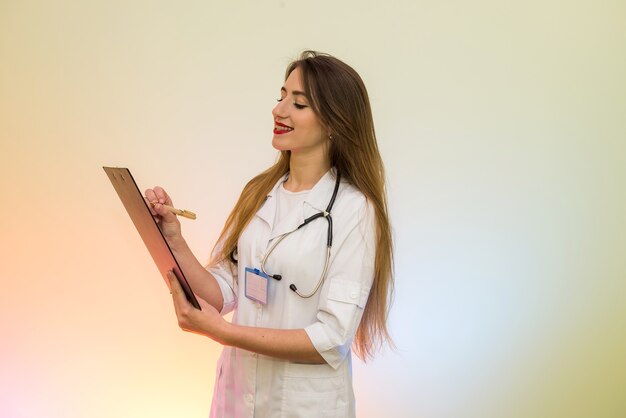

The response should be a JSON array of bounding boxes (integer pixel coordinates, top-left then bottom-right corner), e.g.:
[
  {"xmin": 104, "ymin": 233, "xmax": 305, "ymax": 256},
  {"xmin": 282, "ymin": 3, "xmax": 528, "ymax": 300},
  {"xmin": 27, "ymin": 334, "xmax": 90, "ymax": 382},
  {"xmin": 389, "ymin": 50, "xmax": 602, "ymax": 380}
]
[
  {"xmin": 144, "ymin": 185, "xmax": 196, "ymax": 243},
  {"xmin": 148, "ymin": 201, "xmax": 196, "ymax": 220}
]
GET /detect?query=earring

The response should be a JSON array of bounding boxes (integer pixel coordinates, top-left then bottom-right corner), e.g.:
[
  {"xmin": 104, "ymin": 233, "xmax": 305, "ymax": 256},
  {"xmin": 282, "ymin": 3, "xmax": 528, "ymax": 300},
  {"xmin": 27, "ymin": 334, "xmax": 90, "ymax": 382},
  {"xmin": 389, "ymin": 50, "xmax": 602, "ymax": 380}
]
[{"xmin": 329, "ymin": 134, "xmax": 333, "ymax": 140}]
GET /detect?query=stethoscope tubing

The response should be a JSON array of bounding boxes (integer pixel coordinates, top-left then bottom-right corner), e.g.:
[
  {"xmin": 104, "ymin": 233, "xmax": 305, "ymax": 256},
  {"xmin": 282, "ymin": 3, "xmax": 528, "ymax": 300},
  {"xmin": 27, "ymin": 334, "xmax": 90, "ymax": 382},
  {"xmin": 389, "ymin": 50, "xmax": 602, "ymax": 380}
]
[{"xmin": 260, "ymin": 172, "xmax": 340, "ymax": 298}]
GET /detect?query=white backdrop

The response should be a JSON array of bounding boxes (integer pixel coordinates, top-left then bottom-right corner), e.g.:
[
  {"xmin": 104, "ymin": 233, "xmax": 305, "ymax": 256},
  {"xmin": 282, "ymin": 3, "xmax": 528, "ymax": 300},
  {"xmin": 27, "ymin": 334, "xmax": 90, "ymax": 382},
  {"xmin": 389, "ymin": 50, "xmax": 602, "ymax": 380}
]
[{"xmin": 1, "ymin": 1, "xmax": 625, "ymax": 417}]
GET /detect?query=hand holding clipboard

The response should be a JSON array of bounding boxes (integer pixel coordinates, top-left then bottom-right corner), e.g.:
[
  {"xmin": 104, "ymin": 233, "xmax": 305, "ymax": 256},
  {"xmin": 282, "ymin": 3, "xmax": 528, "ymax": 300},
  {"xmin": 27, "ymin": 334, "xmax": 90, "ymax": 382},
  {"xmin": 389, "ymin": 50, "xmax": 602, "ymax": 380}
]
[{"xmin": 103, "ymin": 167, "xmax": 201, "ymax": 310}]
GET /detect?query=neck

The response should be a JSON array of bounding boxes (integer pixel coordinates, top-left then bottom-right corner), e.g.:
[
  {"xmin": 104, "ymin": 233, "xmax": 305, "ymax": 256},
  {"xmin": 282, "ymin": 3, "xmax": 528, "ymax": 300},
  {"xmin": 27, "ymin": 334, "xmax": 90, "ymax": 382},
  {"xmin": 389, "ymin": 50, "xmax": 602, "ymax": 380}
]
[{"xmin": 285, "ymin": 151, "xmax": 331, "ymax": 192}]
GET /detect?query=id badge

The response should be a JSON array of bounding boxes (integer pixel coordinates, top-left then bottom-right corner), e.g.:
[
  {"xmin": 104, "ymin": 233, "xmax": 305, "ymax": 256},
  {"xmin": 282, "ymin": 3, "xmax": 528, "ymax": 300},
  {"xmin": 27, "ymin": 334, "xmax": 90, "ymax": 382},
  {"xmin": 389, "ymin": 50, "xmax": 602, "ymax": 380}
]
[{"xmin": 245, "ymin": 267, "xmax": 270, "ymax": 305}]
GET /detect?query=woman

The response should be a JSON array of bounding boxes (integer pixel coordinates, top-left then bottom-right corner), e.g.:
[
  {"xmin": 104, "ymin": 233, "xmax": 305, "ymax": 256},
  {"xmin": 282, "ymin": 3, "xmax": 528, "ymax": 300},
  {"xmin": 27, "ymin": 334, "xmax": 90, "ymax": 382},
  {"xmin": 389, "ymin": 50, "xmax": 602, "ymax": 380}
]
[{"xmin": 146, "ymin": 51, "xmax": 393, "ymax": 417}]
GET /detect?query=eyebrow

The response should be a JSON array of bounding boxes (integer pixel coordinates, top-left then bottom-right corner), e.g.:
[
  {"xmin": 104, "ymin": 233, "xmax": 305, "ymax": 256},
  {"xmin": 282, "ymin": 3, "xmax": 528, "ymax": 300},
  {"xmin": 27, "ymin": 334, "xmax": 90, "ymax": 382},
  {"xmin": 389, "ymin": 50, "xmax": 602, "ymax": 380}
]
[{"xmin": 281, "ymin": 86, "xmax": 308, "ymax": 97}]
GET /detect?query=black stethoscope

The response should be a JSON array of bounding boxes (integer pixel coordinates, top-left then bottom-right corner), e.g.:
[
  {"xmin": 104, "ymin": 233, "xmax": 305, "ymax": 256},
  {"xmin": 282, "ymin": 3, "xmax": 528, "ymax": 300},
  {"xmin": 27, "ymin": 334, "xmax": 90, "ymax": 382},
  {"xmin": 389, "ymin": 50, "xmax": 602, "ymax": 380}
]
[{"xmin": 260, "ymin": 172, "xmax": 341, "ymax": 298}]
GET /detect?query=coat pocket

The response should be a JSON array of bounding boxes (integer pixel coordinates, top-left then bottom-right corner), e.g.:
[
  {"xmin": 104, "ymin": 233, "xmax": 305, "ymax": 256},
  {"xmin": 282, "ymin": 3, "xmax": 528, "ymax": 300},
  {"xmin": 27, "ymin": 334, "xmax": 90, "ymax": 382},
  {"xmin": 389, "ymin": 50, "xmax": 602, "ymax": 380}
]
[{"xmin": 281, "ymin": 362, "xmax": 351, "ymax": 418}]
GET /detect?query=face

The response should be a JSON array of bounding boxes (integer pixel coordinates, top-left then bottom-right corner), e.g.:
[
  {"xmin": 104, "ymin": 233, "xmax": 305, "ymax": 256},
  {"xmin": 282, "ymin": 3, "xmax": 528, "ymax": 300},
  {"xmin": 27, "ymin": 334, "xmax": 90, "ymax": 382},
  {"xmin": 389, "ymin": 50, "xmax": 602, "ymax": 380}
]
[{"xmin": 272, "ymin": 67, "xmax": 328, "ymax": 156}]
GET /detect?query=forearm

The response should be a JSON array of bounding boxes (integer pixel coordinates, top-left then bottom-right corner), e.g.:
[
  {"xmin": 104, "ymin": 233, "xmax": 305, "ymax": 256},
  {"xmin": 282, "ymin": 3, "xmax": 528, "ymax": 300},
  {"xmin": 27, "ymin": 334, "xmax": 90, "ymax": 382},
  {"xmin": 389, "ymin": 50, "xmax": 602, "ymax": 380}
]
[
  {"xmin": 168, "ymin": 235, "xmax": 224, "ymax": 312},
  {"xmin": 219, "ymin": 323, "xmax": 325, "ymax": 364},
  {"xmin": 166, "ymin": 265, "xmax": 325, "ymax": 364}
]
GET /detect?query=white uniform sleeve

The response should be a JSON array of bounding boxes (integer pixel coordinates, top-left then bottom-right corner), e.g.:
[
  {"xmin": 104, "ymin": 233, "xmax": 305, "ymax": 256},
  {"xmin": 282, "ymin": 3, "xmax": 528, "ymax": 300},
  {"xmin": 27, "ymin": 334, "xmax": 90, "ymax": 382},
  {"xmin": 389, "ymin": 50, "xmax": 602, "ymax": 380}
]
[
  {"xmin": 206, "ymin": 255, "xmax": 239, "ymax": 315},
  {"xmin": 304, "ymin": 199, "xmax": 376, "ymax": 369}
]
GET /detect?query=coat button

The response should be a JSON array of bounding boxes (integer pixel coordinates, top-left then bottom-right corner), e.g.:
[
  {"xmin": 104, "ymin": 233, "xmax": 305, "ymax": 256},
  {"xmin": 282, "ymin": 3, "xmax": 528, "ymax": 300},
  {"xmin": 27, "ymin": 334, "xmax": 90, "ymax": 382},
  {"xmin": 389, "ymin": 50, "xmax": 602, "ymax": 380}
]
[
  {"xmin": 350, "ymin": 291, "xmax": 358, "ymax": 299},
  {"xmin": 245, "ymin": 393, "xmax": 254, "ymax": 404}
]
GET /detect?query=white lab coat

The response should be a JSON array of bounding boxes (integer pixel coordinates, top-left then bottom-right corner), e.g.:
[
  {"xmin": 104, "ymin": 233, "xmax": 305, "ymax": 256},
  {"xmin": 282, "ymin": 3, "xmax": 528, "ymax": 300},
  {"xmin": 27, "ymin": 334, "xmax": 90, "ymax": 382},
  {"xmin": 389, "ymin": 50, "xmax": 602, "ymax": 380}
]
[{"xmin": 208, "ymin": 169, "xmax": 376, "ymax": 418}]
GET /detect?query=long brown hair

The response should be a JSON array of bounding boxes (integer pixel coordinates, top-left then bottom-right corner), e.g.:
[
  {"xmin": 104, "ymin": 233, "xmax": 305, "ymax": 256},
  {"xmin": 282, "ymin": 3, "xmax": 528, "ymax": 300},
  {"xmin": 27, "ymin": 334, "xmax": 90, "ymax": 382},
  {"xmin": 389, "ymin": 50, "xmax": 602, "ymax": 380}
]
[{"xmin": 212, "ymin": 51, "xmax": 394, "ymax": 360}]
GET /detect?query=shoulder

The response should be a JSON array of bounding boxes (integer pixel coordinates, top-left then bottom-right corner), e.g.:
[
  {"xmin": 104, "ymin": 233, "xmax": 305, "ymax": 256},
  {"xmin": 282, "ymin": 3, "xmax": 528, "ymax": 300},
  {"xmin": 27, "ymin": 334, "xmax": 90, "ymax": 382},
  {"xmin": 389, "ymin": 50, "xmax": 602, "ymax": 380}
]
[
  {"xmin": 337, "ymin": 180, "xmax": 370, "ymax": 212},
  {"xmin": 335, "ymin": 181, "xmax": 375, "ymax": 230},
  {"xmin": 331, "ymin": 181, "xmax": 377, "ymax": 263}
]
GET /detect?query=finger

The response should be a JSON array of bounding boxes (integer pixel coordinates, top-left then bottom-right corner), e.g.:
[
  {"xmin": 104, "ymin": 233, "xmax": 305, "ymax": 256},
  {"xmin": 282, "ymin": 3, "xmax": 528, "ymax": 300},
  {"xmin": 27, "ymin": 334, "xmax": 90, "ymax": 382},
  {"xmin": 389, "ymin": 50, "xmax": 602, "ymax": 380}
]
[
  {"xmin": 144, "ymin": 188, "xmax": 157, "ymax": 202},
  {"xmin": 167, "ymin": 270, "xmax": 190, "ymax": 307},
  {"xmin": 153, "ymin": 186, "xmax": 173, "ymax": 206},
  {"xmin": 167, "ymin": 269, "xmax": 181, "ymax": 294},
  {"xmin": 153, "ymin": 201, "xmax": 178, "ymax": 223},
  {"xmin": 144, "ymin": 189, "xmax": 159, "ymax": 216},
  {"xmin": 166, "ymin": 271, "xmax": 186, "ymax": 328},
  {"xmin": 144, "ymin": 197, "xmax": 159, "ymax": 217}
]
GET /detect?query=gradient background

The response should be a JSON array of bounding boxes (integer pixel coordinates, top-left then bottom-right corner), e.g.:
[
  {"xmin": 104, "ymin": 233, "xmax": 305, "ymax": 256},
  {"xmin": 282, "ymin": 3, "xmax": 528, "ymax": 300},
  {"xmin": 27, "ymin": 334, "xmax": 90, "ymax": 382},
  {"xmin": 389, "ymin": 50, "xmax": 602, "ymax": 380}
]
[{"xmin": 1, "ymin": 1, "xmax": 625, "ymax": 417}]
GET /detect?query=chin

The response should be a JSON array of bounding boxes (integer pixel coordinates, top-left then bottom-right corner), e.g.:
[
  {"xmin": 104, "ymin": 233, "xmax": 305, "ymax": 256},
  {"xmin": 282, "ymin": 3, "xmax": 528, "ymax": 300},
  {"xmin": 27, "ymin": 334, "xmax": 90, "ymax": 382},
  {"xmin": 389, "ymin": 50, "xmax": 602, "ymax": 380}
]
[{"xmin": 272, "ymin": 136, "xmax": 290, "ymax": 152}]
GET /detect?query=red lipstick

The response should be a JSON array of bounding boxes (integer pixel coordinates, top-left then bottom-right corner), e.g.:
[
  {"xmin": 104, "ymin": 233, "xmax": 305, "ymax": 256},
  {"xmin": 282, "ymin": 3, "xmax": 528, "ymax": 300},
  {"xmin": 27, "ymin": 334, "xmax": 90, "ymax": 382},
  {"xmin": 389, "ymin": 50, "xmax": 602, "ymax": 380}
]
[{"xmin": 274, "ymin": 121, "xmax": 293, "ymax": 135}]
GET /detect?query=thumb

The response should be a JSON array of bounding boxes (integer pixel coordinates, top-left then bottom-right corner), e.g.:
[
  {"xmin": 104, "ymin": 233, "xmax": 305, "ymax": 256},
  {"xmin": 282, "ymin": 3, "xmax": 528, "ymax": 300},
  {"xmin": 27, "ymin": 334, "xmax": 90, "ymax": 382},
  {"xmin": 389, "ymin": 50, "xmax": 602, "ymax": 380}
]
[
  {"xmin": 153, "ymin": 202, "xmax": 178, "ymax": 222},
  {"xmin": 167, "ymin": 270, "xmax": 183, "ymax": 295}
]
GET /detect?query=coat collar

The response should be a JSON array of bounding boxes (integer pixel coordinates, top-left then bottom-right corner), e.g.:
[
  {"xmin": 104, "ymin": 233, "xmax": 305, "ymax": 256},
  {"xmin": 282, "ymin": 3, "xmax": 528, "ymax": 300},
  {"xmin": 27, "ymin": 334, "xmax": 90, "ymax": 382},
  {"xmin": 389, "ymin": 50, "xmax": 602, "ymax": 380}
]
[{"xmin": 255, "ymin": 168, "xmax": 339, "ymax": 240}]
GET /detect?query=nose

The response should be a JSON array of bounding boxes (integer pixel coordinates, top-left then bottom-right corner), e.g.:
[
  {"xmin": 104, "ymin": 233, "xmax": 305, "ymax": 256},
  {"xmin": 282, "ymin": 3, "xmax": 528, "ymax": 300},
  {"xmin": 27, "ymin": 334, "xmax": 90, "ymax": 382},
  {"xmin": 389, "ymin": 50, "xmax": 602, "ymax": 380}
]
[{"xmin": 272, "ymin": 99, "xmax": 288, "ymax": 120}]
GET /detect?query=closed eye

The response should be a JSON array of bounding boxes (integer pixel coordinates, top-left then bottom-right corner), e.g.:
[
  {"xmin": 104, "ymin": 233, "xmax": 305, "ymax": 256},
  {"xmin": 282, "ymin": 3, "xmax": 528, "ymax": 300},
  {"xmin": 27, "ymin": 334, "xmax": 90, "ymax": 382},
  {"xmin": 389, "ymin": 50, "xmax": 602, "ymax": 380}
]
[{"xmin": 276, "ymin": 98, "xmax": 308, "ymax": 110}]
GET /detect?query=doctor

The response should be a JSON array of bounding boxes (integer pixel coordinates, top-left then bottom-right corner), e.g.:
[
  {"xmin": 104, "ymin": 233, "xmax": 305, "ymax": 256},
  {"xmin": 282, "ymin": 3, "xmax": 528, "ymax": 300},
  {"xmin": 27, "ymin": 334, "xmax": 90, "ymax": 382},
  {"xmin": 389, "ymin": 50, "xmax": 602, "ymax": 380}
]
[{"xmin": 145, "ymin": 51, "xmax": 394, "ymax": 418}]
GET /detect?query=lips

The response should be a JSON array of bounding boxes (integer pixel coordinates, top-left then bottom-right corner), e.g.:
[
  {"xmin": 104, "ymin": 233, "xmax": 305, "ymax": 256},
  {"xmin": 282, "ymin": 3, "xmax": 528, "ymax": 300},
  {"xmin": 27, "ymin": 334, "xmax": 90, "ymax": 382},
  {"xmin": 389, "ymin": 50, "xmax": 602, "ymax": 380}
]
[{"xmin": 274, "ymin": 121, "xmax": 293, "ymax": 135}]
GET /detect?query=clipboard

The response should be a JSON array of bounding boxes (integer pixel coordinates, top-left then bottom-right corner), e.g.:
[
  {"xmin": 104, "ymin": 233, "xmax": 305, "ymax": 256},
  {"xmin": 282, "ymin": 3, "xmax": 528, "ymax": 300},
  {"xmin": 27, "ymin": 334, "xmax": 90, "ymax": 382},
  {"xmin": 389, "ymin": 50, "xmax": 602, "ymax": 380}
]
[{"xmin": 103, "ymin": 166, "xmax": 201, "ymax": 310}]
